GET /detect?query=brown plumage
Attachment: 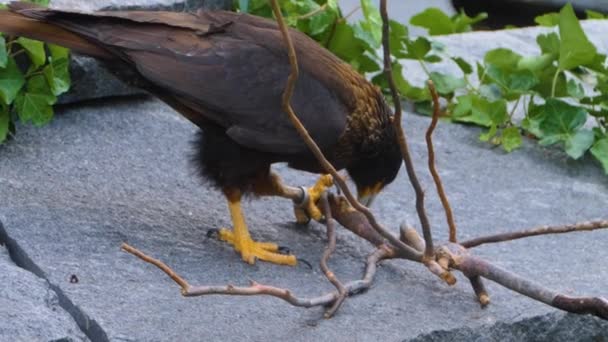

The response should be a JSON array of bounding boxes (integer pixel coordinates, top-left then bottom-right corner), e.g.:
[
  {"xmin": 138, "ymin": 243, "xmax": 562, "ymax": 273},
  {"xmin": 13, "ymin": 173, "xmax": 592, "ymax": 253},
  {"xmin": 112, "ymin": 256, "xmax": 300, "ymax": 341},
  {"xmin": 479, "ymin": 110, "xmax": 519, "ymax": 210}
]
[{"xmin": 0, "ymin": 3, "xmax": 402, "ymax": 265}]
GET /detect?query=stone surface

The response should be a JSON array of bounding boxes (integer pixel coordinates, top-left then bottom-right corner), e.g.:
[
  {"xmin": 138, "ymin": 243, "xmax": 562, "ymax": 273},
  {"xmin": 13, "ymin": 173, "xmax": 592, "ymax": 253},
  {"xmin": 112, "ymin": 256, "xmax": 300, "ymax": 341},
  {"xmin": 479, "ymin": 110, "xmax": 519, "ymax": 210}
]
[
  {"xmin": 1, "ymin": 13, "xmax": 608, "ymax": 342},
  {"xmin": 1, "ymin": 93, "xmax": 607, "ymax": 341},
  {"xmin": 0, "ymin": 233, "xmax": 87, "ymax": 341}
]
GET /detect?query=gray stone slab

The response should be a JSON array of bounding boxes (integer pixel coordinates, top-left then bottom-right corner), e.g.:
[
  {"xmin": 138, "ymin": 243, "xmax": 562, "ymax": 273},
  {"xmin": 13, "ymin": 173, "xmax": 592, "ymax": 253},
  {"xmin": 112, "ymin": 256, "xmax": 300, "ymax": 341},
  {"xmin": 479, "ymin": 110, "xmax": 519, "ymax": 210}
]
[
  {"xmin": 0, "ymin": 234, "xmax": 87, "ymax": 341},
  {"xmin": 1, "ymin": 91, "xmax": 607, "ymax": 341}
]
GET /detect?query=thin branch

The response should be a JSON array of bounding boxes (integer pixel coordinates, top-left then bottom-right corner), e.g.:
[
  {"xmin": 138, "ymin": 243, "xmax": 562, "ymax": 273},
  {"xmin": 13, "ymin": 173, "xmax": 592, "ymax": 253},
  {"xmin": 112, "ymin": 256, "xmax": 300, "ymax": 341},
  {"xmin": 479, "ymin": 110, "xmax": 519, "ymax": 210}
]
[
  {"xmin": 380, "ymin": 0, "xmax": 435, "ymax": 260},
  {"xmin": 456, "ymin": 254, "xmax": 608, "ymax": 320},
  {"xmin": 122, "ymin": 242, "xmax": 391, "ymax": 310},
  {"xmin": 426, "ymin": 80, "xmax": 458, "ymax": 243},
  {"xmin": 121, "ymin": 243, "xmax": 189, "ymax": 292},
  {"xmin": 342, "ymin": 5, "xmax": 361, "ymax": 21},
  {"xmin": 269, "ymin": 0, "xmax": 423, "ymax": 262},
  {"xmin": 297, "ymin": 4, "xmax": 328, "ymax": 20},
  {"xmin": 467, "ymin": 275, "xmax": 490, "ymax": 307},
  {"xmin": 320, "ymin": 193, "xmax": 347, "ymax": 318},
  {"xmin": 460, "ymin": 220, "xmax": 608, "ymax": 248}
]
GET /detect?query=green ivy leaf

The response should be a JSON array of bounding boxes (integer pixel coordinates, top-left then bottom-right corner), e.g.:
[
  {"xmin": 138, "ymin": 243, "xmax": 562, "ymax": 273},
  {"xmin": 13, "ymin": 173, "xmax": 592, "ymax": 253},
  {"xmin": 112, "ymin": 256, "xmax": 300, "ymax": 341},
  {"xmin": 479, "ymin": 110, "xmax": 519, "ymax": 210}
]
[
  {"xmin": 238, "ymin": 0, "xmax": 249, "ymax": 13},
  {"xmin": 0, "ymin": 104, "xmax": 8, "ymax": 143},
  {"xmin": 429, "ymin": 71, "xmax": 465, "ymax": 96},
  {"xmin": 558, "ymin": 3, "xmax": 597, "ymax": 70},
  {"xmin": 537, "ymin": 33, "xmax": 560, "ymax": 56},
  {"xmin": 534, "ymin": 12, "xmax": 560, "ymax": 26},
  {"xmin": 0, "ymin": 36, "xmax": 7, "ymax": 68},
  {"xmin": 533, "ymin": 65, "xmax": 568, "ymax": 98},
  {"xmin": 478, "ymin": 83, "xmax": 502, "ymax": 101},
  {"xmin": 567, "ymin": 79, "xmax": 585, "ymax": 99},
  {"xmin": 452, "ymin": 94, "xmax": 507, "ymax": 127},
  {"xmin": 586, "ymin": 10, "xmax": 607, "ymax": 19},
  {"xmin": 564, "ymin": 130, "xmax": 595, "ymax": 159},
  {"xmin": 328, "ymin": 22, "xmax": 363, "ymax": 60},
  {"xmin": 308, "ymin": 10, "xmax": 336, "ymax": 36},
  {"xmin": 372, "ymin": 63, "xmax": 430, "ymax": 101},
  {"xmin": 404, "ymin": 37, "xmax": 431, "ymax": 59},
  {"xmin": 353, "ymin": 21, "xmax": 378, "ymax": 51},
  {"xmin": 451, "ymin": 9, "xmax": 487, "ymax": 32},
  {"xmin": 517, "ymin": 54, "xmax": 555, "ymax": 72},
  {"xmin": 521, "ymin": 99, "xmax": 545, "ymax": 138},
  {"xmin": 0, "ymin": 57, "xmax": 26, "ymax": 105},
  {"xmin": 479, "ymin": 125, "xmax": 497, "ymax": 142},
  {"xmin": 14, "ymin": 75, "xmax": 56, "ymax": 126},
  {"xmin": 16, "ymin": 37, "xmax": 46, "ymax": 68},
  {"xmin": 538, "ymin": 99, "xmax": 590, "ymax": 156},
  {"xmin": 43, "ymin": 57, "xmax": 71, "ymax": 96},
  {"xmin": 359, "ymin": 0, "xmax": 382, "ymax": 47},
  {"xmin": 507, "ymin": 69, "xmax": 539, "ymax": 93},
  {"xmin": 501, "ymin": 126, "xmax": 523, "ymax": 152},
  {"xmin": 452, "ymin": 57, "xmax": 472, "ymax": 75},
  {"xmin": 28, "ymin": 0, "xmax": 50, "ymax": 5},
  {"xmin": 388, "ymin": 20, "xmax": 408, "ymax": 58},
  {"xmin": 484, "ymin": 48, "xmax": 522, "ymax": 70},
  {"xmin": 591, "ymin": 138, "xmax": 608, "ymax": 174},
  {"xmin": 410, "ymin": 8, "xmax": 454, "ymax": 35}
]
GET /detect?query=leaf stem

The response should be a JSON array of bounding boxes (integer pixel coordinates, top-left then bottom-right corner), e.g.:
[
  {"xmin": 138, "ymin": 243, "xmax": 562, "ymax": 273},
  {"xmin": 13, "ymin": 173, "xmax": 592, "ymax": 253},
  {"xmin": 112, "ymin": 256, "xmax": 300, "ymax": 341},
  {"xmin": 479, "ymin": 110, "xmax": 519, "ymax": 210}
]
[
  {"xmin": 418, "ymin": 59, "xmax": 431, "ymax": 77},
  {"xmin": 508, "ymin": 97, "xmax": 521, "ymax": 122},
  {"xmin": 297, "ymin": 4, "xmax": 328, "ymax": 20},
  {"xmin": 551, "ymin": 68, "xmax": 562, "ymax": 98}
]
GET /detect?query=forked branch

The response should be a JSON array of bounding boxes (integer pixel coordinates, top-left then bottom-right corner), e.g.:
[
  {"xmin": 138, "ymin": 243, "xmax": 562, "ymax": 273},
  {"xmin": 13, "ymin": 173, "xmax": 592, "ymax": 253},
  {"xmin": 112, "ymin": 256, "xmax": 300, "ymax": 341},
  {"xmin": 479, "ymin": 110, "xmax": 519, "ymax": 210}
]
[
  {"xmin": 122, "ymin": 0, "xmax": 608, "ymax": 321},
  {"xmin": 121, "ymin": 242, "xmax": 391, "ymax": 311},
  {"xmin": 425, "ymin": 81, "xmax": 457, "ymax": 243},
  {"xmin": 461, "ymin": 220, "xmax": 608, "ymax": 248},
  {"xmin": 380, "ymin": 0, "xmax": 434, "ymax": 260}
]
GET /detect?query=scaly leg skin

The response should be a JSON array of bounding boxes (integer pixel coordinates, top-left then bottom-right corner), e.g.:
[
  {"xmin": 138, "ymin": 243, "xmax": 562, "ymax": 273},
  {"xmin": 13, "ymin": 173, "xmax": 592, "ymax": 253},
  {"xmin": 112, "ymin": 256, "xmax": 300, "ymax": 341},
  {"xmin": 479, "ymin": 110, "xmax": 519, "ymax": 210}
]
[
  {"xmin": 219, "ymin": 191, "xmax": 297, "ymax": 266},
  {"xmin": 252, "ymin": 171, "xmax": 334, "ymax": 224},
  {"xmin": 294, "ymin": 174, "xmax": 334, "ymax": 222}
]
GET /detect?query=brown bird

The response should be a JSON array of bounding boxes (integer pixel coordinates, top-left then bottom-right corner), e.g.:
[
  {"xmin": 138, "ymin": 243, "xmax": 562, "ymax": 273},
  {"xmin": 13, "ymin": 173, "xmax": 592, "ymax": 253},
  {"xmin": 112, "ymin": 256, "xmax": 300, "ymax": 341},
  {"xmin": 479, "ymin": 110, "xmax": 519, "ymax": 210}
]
[{"xmin": 0, "ymin": 3, "xmax": 402, "ymax": 266}]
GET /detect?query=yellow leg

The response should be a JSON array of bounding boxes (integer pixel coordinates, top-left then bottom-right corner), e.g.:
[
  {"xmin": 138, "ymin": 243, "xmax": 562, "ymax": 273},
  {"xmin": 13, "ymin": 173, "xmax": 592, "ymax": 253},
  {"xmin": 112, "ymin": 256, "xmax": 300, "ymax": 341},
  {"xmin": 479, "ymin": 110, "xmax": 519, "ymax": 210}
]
[
  {"xmin": 251, "ymin": 171, "xmax": 334, "ymax": 224},
  {"xmin": 218, "ymin": 193, "xmax": 297, "ymax": 266},
  {"xmin": 294, "ymin": 175, "xmax": 334, "ymax": 223}
]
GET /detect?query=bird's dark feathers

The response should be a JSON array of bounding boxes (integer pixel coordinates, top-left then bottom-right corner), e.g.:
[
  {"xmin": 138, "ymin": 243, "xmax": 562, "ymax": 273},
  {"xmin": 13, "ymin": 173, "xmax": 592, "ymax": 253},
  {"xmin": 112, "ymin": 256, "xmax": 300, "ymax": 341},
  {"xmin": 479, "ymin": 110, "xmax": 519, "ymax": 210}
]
[
  {"xmin": 5, "ymin": 3, "xmax": 402, "ymax": 194},
  {"xmin": 9, "ymin": 5, "xmax": 354, "ymax": 155}
]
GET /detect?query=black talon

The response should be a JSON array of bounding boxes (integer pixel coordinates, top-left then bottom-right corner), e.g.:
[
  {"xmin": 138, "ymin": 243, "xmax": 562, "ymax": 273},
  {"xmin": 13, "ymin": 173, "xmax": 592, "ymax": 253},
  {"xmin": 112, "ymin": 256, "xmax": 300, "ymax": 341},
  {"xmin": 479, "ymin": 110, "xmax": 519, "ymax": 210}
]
[
  {"xmin": 278, "ymin": 246, "xmax": 291, "ymax": 254},
  {"xmin": 297, "ymin": 258, "xmax": 313, "ymax": 269},
  {"xmin": 206, "ymin": 229, "xmax": 220, "ymax": 238}
]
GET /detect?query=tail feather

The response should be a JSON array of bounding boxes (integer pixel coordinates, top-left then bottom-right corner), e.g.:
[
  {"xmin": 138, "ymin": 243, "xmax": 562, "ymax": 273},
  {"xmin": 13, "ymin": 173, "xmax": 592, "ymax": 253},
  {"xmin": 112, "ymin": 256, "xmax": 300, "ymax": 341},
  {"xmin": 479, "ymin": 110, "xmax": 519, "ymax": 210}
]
[{"xmin": 0, "ymin": 8, "xmax": 112, "ymax": 59}]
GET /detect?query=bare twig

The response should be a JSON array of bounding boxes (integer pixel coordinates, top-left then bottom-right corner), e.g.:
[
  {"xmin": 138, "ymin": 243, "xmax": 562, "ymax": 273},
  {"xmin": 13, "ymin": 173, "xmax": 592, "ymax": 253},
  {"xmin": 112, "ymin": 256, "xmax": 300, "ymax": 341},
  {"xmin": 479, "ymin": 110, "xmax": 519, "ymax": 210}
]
[
  {"xmin": 456, "ymin": 254, "xmax": 608, "ymax": 320},
  {"xmin": 461, "ymin": 220, "xmax": 608, "ymax": 248},
  {"xmin": 342, "ymin": 5, "xmax": 361, "ymax": 21},
  {"xmin": 399, "ymin": 223, "xmax": 425, "ymax": 252},
  {"xmin": 380, "ymin": 0, "xmax": 434, "ymax": 260},
  {"xmin": 269, "ymin": 0, "xmax": 423, "ymax": 262},
  {"xmin": 320, "ymin": 193, "xmax": 347, "ymax": 318},
  {"xmin": 467, "ymin": 275, "xmax": 490, "ymax": 307},
  {"xmin": 297, "ymin": 4, "xmax": 328, "ymax": 20},
  {"xmin": 122, "ymin": 242, "xmax": 391, "ymax": 309},
  {"xmin": 121, "ymin": 243, "xmax": 189, "ymax": 292},
  {"xmin": 426, "ymin": 80, "xmax": 458, "ymax": 243}
]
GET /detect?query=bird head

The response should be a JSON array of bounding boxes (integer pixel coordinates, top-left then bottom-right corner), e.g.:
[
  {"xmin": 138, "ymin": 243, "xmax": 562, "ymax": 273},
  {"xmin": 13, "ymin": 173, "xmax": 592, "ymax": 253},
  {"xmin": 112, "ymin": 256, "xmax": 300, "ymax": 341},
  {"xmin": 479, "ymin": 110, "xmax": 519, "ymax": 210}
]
[{"xmin": 347, "ymin": 122, "xmax": 402, "ymax": 207}]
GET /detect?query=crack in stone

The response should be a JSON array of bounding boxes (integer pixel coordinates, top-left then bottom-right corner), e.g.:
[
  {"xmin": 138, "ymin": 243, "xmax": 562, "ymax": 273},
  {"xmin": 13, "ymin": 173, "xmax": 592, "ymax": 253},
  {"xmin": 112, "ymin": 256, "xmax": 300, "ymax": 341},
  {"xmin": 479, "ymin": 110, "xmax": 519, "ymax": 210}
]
[{"xmin": 0, "ymin": 220, "xmax": 110, "ymax": 342}]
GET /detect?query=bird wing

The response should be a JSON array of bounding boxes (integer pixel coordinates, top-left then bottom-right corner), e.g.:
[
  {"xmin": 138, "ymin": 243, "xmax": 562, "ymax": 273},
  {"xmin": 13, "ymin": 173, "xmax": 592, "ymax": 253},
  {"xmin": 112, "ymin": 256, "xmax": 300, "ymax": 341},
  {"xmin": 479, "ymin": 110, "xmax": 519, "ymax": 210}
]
[{"xmin": 10, "ymin": 5, "xmax": 350, "ymax": 155}]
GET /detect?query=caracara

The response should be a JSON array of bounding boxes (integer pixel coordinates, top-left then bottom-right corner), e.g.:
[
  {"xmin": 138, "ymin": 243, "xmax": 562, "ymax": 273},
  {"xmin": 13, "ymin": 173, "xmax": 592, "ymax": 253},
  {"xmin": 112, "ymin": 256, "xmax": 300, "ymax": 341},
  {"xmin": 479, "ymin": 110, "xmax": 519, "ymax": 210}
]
[{"xmin": 0, "ymin": 2, "xmax": 402, "ymax": 266}]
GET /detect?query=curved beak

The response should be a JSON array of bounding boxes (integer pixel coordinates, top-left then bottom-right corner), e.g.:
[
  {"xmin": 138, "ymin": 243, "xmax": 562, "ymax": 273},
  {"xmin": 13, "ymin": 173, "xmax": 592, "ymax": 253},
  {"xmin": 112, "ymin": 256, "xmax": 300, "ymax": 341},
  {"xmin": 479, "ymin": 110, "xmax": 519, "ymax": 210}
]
[{"xmin": 357, "ymin": 182, "xmax": 383, "ymax": 207}]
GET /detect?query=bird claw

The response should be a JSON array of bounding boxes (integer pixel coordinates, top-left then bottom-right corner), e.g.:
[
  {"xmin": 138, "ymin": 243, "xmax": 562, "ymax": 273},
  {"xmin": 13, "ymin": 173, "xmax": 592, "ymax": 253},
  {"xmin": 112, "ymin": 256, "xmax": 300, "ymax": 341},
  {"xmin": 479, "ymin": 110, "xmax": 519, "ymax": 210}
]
[
  {"xmin": 218, "ymin": 228, "xmax": 297, "ymax": 266},
  {"xmin": 293, "ymin": 174, "xmax": 334, "ymax": 223}
]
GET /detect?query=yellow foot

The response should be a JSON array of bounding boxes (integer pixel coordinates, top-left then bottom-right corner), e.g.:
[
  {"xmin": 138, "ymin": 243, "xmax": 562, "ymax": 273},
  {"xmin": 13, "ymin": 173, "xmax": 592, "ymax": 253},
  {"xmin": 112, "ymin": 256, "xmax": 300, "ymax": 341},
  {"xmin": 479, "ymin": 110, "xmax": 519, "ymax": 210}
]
[
  {"xmin": 218, "ymin": 228, "xmax": 297, "ymax": 266},
  {"xmin": 294, "ymin": 174, "xmax": 334, "ymax": 223}
]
